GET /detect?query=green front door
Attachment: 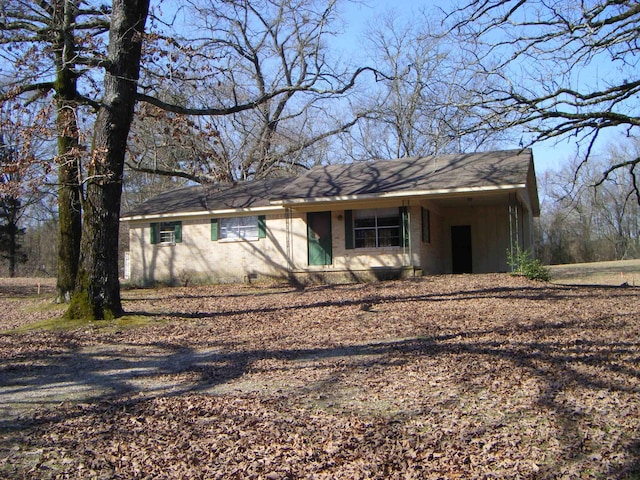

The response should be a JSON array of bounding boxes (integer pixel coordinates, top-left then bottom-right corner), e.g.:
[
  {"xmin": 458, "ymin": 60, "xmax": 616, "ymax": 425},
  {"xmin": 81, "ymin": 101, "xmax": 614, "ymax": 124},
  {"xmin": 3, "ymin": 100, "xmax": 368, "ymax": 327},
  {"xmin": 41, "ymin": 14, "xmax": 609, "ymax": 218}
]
[{"xmin": 307, "ymin": 211, "xmax": 332, "ymax": 266}]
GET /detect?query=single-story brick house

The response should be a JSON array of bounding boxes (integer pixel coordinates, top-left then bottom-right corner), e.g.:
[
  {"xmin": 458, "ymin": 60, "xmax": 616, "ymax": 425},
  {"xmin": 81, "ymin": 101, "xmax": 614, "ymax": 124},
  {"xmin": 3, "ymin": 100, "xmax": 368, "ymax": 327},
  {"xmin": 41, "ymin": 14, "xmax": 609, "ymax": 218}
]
[{"xmin": 121, "ymin": 149, "xmax": 540, "ymax": 285}]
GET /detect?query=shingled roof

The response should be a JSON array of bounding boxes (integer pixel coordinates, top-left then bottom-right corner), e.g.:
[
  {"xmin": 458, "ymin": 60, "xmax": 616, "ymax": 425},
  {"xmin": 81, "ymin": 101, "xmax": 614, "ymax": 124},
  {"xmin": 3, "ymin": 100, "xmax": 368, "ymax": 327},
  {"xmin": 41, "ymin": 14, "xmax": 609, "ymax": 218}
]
[
  {"xmin": 275, "ymin": 149, "xmax": 535, "ymax": 202},
  {"xmin": 122, "ymin": 149, "xmax": 539, "ymax": 219},
  {"xmin": 123, "ymin": 177, "xmax": 293, "ymax": 218}
]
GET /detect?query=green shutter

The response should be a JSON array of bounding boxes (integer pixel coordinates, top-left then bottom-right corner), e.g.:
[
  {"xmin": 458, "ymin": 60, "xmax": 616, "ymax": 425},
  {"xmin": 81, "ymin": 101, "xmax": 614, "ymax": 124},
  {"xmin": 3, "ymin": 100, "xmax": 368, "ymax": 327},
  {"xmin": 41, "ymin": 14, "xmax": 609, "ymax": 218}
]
[
  {"xmin": 211, "ymin": 218, "xmax": 219, "ymax": 241},
  {"xmin": 258, "ymin": 215, "xmax": 266, "ymax": 238},
  {"xmin": 150, "ymin": 222, "xmax": 159, "ymax": 244},
  {"xmin": 345, "ymin": 210, "xmax": 354, "ymax": 249},
  {"xmin": 400, "ymin": 206, "xmax": 409, "ymax": 248},
  {"xmin": 174, "ymin": 221, "xmax": 182, "ymax": 243}
]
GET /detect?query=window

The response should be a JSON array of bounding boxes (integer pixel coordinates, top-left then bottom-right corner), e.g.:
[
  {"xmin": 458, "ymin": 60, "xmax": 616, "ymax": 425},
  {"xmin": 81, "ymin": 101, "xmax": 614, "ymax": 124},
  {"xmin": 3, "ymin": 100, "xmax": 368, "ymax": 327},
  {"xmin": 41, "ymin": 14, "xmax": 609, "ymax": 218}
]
[
  {"xmin": 353, "ymin": 208, "xmax": 401, "ymax": 248},
  {"xmin": 422, "ymin": 207, "xmax": 431, "ymax": 243},
  {"xmin": 160, "ymin": 223, "xmax": 177, "ymax": 243},
  {"xmin": 211, "ymin": 215, "xmax": 266, "ymax": 241},
  {"xmin": 345, "ymin": 207, "xmax": 409, "ymax": 249},
  {"xmin": 221, "ymin": 216, "xmax": 259, "ymax": 240},
  {"xmin": 150, "ymin": 221, "xmax": 182, "ymax": 245}
]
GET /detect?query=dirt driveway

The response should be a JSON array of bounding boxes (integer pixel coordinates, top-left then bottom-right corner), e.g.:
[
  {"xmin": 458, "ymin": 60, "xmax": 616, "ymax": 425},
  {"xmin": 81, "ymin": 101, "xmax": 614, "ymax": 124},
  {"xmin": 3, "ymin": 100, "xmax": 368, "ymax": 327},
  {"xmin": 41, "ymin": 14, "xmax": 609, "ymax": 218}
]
[{"xmin": 1, "ymin": 274, "xmax": 639, "ymax": 478}]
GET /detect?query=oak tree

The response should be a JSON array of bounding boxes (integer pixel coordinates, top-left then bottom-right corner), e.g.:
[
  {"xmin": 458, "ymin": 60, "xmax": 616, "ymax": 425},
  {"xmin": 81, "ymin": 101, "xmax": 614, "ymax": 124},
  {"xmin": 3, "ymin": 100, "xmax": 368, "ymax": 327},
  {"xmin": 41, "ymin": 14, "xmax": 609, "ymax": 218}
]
[
  {"xmin": 65, "ymin": 0, "xmax": 150, "ymax": 319},
  {"xmin": 3, "ymin": 0, "xmax": 380, "ymax": 319}
]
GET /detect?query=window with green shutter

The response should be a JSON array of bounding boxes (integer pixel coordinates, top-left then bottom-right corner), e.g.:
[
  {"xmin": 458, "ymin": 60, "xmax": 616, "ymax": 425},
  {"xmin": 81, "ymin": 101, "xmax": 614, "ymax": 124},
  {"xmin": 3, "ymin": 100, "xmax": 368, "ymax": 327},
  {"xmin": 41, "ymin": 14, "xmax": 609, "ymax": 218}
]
[
  {"xmin": 152, "ymin": 221, "xmax": 182, "ymax": 244},
  {"xmin": 213, "ymin": 216, "xmax": 265, "ymax": 241},
  {"xmin": 352, "ymin": 208, "xmax": 402, "ymax": 248}
]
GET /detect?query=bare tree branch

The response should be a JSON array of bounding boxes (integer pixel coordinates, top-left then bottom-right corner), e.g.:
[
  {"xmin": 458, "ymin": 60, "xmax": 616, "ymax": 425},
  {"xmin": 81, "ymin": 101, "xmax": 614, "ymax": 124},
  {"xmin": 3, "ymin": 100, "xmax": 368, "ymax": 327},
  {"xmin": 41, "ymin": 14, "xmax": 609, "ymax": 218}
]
[{"xmin": 445, "ymin": 0, "xmax": 640, "ymax": 196}]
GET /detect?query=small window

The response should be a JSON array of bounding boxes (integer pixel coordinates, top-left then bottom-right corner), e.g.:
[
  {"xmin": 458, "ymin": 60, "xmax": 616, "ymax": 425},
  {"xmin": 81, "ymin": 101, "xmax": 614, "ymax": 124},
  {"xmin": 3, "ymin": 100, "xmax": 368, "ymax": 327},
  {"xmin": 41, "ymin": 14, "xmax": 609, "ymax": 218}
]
[
  {"xmin": 160, "ymin": 223, "xmax": 176, "ymax": 243},
  {"xmin": 353, "ymin": 208, "xmax": 401, "ymax": 248},
  {"xmin": 220, "ymin": 216, "xmax": 259, "ymax": 240},
  {"xmin": 151, "ymin": 221, "xmax": 182, "ymax": 245}
]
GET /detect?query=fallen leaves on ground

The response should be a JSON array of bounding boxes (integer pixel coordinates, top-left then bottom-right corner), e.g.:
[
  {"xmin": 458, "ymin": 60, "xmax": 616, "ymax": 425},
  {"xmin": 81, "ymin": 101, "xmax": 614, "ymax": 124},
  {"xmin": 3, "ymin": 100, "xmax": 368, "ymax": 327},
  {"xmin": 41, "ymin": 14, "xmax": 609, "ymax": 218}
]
[{"xmin": 0, "ymin": 274, "xmax": 639, "ymax": 478}]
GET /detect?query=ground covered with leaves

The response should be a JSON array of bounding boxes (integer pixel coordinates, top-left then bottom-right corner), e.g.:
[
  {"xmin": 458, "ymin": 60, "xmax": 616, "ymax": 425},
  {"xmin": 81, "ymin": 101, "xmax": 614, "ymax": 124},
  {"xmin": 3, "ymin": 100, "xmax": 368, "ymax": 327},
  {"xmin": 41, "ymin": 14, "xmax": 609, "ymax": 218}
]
[{"xmin": 0, "ymin": 274, "xmax": 639, "ymax": 479}]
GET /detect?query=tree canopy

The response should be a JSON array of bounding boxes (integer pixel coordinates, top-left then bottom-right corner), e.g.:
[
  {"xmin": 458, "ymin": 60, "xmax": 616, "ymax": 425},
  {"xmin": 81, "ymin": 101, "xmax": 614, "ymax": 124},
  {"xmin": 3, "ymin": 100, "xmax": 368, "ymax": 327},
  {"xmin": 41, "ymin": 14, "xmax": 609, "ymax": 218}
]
[{"xmin": 0, "ymin": 0, "xmax": 384, "ymax": 318}]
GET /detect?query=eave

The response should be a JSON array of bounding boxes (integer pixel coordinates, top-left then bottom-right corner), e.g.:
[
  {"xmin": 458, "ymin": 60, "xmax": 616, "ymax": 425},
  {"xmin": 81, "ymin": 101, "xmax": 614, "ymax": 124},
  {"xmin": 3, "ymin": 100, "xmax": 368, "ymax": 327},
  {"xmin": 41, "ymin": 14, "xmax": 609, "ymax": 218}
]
[
  {"xmin": 270, "ymin": 183, "xmax": 528, "ymax": 208},
  {"xmin": 121, "ymin": 205, "xmax": 285, "ymax": 222}
]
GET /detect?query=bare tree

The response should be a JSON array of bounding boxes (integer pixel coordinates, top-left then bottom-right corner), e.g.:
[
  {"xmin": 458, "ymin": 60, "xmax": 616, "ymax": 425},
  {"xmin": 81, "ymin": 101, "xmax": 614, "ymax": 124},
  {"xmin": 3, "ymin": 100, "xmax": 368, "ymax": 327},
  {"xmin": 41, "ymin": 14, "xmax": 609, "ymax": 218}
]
[
  {"xmin": 344, "ymin": 10, "xmax": 504, "ymax": 162},
  {"xmin": 448, "ymin": 0, "xmax": 640, "ymax": 200},
  {"xmin": 0, "ymin": 137, "xmax": 28, "ymax": 276},
  {"xmin": 0, "ymin": 108, "xmax": 52, "ymax": 277},
  {"xmin": 128, "ymin": 0, "xmax": 372, "ymax": 183},
  {"xmin": 2, "ymin": 0, "xmax": 381, "ymax": 319},
  {"xmin": 0, "ymin": 0, "xmax": 110, "ymax": 300},
  {"xmin": 539, "ymin": 143, "xmax": 640, "ymax": 264},
  {"xmin": 65, "ymin": 0, "xmax": 151, "ymax": 319},
  {"xmin": 2, "ymin": 0, "xmax": 146, "ymax": 316}
]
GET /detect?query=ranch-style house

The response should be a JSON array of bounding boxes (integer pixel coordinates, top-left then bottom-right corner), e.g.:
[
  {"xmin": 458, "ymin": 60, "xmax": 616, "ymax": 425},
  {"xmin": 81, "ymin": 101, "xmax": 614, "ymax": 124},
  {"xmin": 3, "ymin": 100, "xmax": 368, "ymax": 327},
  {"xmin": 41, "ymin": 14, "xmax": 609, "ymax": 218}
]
[{"xmin": 121, "ymin": 149, "xmax": 540, "ymax": 285}]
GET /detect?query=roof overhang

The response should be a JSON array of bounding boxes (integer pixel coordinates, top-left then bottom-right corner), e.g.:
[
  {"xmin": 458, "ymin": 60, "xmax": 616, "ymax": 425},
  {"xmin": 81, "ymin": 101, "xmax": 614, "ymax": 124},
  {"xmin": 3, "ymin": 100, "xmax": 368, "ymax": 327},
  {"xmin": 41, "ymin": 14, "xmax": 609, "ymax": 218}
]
[
  {"xmin": 121, "ymin": 205, "xmax": 285, "ymax": 222},
  {"xmin": 121, "ymin": 183, "xmax": 540, "ymax": 222},
  {"xmin": 270, "ymin": 184, "xmax": 528, "ymax": 208}
]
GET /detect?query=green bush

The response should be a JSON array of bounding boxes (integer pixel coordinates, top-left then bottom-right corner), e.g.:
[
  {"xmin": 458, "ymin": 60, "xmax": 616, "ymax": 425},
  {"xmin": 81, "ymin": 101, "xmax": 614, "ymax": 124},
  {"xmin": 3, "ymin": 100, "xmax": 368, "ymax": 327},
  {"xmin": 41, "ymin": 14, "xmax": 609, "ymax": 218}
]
[{"xmin": 507, "ymin": 246, "xmax": 550, "ymax": 282}]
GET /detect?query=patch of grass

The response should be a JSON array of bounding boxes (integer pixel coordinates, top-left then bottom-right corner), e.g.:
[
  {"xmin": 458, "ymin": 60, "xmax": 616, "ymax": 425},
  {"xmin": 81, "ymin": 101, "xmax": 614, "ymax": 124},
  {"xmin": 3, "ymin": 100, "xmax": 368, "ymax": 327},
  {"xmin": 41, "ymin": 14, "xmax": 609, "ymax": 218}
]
[
  {"xmin": 3, "ymin": 314, "xmax": 161, "ymax": 334},
  {"xmin": 23, "ymin": 300, "xmax": 67, "ymax": 314},
  {"xmin": 549, "ymin": 259, "xmax": 640, "ymax": 286}
]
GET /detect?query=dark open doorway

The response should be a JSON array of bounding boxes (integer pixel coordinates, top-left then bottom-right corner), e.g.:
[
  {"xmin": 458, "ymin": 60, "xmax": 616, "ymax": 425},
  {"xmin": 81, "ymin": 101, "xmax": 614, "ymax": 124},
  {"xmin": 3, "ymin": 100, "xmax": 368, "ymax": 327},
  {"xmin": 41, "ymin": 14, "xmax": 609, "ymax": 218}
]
[{"xmin": 451, "ymin": 225, "xmax": 472, "ymax": 274}]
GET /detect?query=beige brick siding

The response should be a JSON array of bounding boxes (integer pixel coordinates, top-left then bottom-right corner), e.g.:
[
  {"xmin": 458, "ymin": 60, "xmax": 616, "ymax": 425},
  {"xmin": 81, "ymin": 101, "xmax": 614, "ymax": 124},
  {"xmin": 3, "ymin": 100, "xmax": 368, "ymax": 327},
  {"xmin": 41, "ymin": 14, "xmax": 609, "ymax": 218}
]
[
  {"xmin": 126, "ymin": 199, "xmax": 534, "ymax": 284},
  {"xmin": 129, "ymin": 212, "xmax": 307, "ymax": 284}
]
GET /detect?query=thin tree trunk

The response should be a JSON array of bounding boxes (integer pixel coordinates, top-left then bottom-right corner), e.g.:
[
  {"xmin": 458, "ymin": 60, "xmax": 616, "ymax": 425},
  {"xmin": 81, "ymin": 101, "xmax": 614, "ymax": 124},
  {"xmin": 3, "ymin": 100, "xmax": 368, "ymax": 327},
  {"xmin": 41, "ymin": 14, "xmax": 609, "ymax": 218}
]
[
  {"xmin": 66, "ymin": 0, "xmax": 150, "ymax": 320},
  {"xmin": 7, "ymin": 203, "xmax": 18, "ymax": 278}
]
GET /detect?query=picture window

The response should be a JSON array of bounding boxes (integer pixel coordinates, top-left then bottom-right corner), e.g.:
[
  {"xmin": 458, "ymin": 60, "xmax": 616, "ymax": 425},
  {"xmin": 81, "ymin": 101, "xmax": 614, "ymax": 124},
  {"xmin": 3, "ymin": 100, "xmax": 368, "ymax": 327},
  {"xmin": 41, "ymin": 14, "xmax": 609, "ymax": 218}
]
[{"xmin": 353, "ymin": 208, "xmax": 401, "ymax": 248}]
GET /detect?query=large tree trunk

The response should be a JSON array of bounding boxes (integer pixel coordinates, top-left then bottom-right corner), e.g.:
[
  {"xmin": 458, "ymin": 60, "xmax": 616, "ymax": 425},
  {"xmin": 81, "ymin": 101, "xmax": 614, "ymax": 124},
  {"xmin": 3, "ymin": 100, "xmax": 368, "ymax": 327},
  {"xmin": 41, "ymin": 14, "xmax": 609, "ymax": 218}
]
[
  {"xmin": 66, "ymin": 0, "xmax": 150, "ymax": 320},
  {"xmin": 54, "ymin": 0, "xmax": 82, "ymax": 303}
]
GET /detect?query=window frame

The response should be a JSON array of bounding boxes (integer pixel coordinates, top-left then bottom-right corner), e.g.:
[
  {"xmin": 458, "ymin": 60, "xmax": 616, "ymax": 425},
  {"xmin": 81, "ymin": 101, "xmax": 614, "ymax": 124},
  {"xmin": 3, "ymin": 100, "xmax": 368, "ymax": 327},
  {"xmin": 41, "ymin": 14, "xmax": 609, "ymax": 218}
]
[
  {"xmin": 345, "ymin": 207, "xmax": 410, "ymax": 250},
  {"xmin": 353, "ymin": 208, "xmax": 401, "ymax": 248},
  {"xmin": 211, "ymin": 215, "xmax": 266, "ymax": 242},
  {"xmin": 150, "ymin": 221, "xmax": 182, "ymax": 245}
]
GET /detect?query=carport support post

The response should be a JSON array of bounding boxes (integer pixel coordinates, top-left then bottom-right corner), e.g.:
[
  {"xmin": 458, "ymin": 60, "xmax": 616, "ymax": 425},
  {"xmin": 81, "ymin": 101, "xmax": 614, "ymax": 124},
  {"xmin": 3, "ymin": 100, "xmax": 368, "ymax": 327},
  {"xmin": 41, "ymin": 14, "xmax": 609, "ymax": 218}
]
[{"xmin": 508, "ymin": 193, "xmax": 520, "ymax": 271}]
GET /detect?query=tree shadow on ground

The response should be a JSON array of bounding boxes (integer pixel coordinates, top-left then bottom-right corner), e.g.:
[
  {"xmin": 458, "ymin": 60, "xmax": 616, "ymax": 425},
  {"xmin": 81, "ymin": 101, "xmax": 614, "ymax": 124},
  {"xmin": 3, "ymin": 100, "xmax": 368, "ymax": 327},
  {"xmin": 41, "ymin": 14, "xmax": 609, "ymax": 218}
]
[
  {"xmin": 124, "ymin": 282, "xmax": 639, "ymax": 320},
  {"xmin": 1, "ymin": 281, "xmax": 639, "ymax": 477}
]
